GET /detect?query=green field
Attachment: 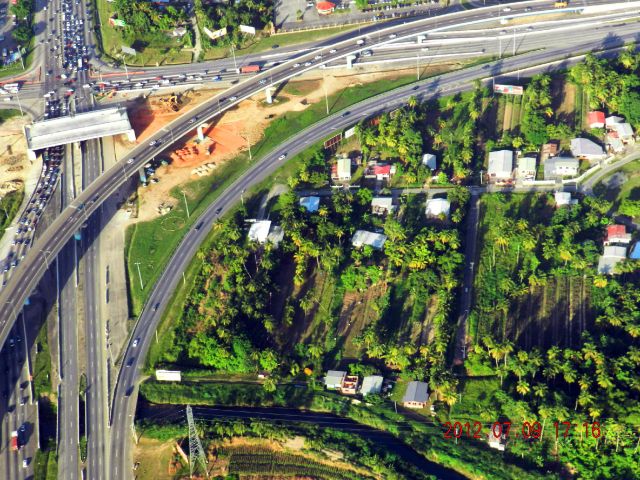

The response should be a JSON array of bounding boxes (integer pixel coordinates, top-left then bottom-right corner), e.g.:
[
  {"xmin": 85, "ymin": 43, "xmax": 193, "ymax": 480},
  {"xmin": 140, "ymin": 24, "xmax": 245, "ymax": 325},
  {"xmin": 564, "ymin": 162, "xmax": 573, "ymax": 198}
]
[{"xmin": 594, "ymin": 158, "xmax": 640, "ymax": 219}]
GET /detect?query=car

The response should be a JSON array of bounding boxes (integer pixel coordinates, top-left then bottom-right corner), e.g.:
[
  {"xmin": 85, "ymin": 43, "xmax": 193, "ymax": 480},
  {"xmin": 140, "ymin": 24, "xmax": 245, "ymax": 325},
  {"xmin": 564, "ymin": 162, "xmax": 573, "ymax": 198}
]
[
  {"xmin": 126, "ymin": 357, "xmax": 135, "ymax": 367},
  {"xmin": 304, "ymin": 62, "xmax": 312, "ymax": 67},
  {"xmin": 271, "ymin": 44, "xmax": 279, "ymax": 49},
  {"xmin": 502, "ymin": 7, "xmax": 511, "ymax": 12},
  {"xmin": 153, "ymin": 302, "xmax": 160, "ymax": 312},
  {"xmin": 258, "ymin": 79, "xmax": 266, "ymax": 85},
  {"xmin": 127, "ymin": 158, "xmax": 134, "ymax": 164},
  {"xmin": 125, "ymin": 385, "xmax": 134, "ymax": 397},
  {"xmin": 293, "ymin": 63, "xmax": 300, "ymax": 68},
  {"xmin": 22, "ymin": 459, "xmax": 28, "ymax": 469},
  {"xmin": 526, "ymin": 26, "xmax": 534, "ymax": 31},
  {"xmin": 215, "ymin": 207, "xmax": 222, "ymax": 215},
  {"xmin": 389, "ymin": 33, "xmax": 397, "ymax": 39},
  {"xmin": 149, "ymin": 140, "xmax": 157, "ymax": 146},
  {"xmin": 525, "ymin": 6, "xmax": 532, "ymax": 11},
  {"xmin": 19, "ymin": 397, "xmax": 25, "ymax": 406},
  {"xmin": 132, "ymin": 338, "xmax": 139, "ymax": 348},
  {"xmin": 329, "ymin": 49, "xmax": 337, "ymax": 54},
  {"xmin": 188, "ymin": 118, "xmax": 196, "ymax": 124},
  {"xmin": 195, "ymin": 221, "xmax": 204, "ymax": 231},
  {"xmin": 314, "ymin": 55, "xmax": 322, "ymax": 60},
  {"xmin": 499, "ymin": 30, "xmax": 507, "ymax": 35},
  {"xmin": 229, "ymin": 96, "xmax": 237, "ymax": 101},
  {"xmin": 340, "ymin": 111, "xmax": 351, "ymax": 118},
  {"xmin": 278, "ymin": 153, "xmax": 287, "ymax": 160}
]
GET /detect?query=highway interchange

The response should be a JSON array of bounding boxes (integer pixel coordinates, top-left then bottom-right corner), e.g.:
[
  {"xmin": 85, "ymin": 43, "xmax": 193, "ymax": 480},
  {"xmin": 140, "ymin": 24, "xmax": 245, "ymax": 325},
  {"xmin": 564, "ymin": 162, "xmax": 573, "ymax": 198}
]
[{"xmin": 0, "ymin": 0, "xmax": 639, "ymax": 478}]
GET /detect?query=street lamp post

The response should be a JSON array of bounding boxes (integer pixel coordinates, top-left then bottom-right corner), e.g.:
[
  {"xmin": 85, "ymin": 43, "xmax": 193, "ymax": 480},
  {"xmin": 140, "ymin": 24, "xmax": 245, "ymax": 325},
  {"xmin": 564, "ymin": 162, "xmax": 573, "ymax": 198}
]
[
  {"xmin": 133, "ymin": 261, "xmax": 143, "ymax": 290},
  {"xmin": 181, "ymin": 190, "xmax": 190, "ymax": 218}
]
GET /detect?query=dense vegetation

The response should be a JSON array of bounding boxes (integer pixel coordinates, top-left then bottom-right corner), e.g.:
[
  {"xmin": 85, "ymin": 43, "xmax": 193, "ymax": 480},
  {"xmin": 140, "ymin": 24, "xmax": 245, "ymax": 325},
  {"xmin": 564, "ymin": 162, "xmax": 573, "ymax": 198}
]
[
  {"xmin": 197, "ymin": 0, "xmax": 273, "ymax": 47},
  {"xmin": 9, "ymin": 0, "xmax": 34, "ymax": 48},
  {"xmin": 468, "ymin": 193, "xmax": 640, "ymax": 479},
  {"xmin": 112, "ymin": 0, "xmax": 187, "ymax": 34},
  {"xmin": 0, "ymin": 188, "xmax": 24, "ymax": 238}
]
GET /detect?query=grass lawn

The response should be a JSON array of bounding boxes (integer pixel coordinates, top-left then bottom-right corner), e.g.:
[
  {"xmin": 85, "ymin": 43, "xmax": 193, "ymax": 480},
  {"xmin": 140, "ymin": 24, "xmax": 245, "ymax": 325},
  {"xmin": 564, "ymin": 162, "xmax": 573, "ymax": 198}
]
[
  {"xmin": 0, "ymin": 109, "xmax": 21, "ymax": 122},
  {"xmin": 449, "ymin": 377, "xmax": 501, "ymax": 422},
  {"xmin": 0, "ymin": 26, "xmax": 36, "ymax": 79},
  {"xmin": 95, "ymin": 0, "xmax": 192, "ymax": 66},
  {"xmin": 0, "ymin": 188, "xmax": 24, "ymax": 242},
  {"xmin": 594, "ymin": 158, "xmax": 640, "ymax": 219}
]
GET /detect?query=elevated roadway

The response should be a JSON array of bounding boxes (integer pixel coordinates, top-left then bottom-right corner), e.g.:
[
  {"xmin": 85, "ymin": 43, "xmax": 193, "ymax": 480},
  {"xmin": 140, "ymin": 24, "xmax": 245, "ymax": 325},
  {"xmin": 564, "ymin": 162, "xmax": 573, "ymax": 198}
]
[{"xmin": 109, "ymin": 28, "xmax": 640, "ymax": 479}]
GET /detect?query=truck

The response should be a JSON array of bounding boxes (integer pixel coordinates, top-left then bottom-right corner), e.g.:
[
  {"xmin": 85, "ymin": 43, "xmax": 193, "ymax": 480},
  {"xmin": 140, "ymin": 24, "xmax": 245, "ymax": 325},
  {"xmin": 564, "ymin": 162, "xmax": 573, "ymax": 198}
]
[
  {"xmin": 10, "ymin": 431, "xmax": 18, "ymax": 451},
  {"xmin": 554, "ymin": 1, "xmax": 568, "ymax": 7},
  {"xmin": 237, "ymin": 65, "xmax": 260, "ymax": 74},
  {"xmin": 77, "ymin": 58, "xmax": 82, "ymax": 69}
]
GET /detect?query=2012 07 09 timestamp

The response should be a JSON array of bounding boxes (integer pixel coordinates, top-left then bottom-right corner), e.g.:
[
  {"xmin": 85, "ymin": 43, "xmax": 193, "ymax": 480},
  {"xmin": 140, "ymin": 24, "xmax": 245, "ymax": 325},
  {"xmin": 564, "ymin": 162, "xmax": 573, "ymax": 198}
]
[{"xmin": 442, "ymin": 420, "xmax": 602, "ymax": 440}]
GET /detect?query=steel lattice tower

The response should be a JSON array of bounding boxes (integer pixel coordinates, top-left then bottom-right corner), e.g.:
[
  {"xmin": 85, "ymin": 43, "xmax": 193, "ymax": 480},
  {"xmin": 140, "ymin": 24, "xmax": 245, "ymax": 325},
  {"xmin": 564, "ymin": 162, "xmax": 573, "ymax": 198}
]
[{"xmin": 186, "ymin": 405, "xmax": 208, "ymax": 478}]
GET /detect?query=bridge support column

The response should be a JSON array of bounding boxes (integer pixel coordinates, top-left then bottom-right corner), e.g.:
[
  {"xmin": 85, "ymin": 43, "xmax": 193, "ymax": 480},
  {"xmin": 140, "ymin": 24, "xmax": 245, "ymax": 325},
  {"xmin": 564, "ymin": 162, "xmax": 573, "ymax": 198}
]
[
  {"xmin": 196, "ymin": 123, "xmax": 209, "ymax": 142},
  {"xmin": 27, "ymin": 149, "xmax": 37, "ymax": 161},
  {"xmin": 265, "ymin": 87, "xmax": 275, "ymax": 104},
  {"xmin": 417, "ymin": 35, "xmax": 426, "ymax": 44},
  {"xmin": 125, "ymin": 128, "xmax": 136, "ymax": 142},
  {"xmin": 346, "ymin": 54, "xmax": 357, "ymax": 69}
]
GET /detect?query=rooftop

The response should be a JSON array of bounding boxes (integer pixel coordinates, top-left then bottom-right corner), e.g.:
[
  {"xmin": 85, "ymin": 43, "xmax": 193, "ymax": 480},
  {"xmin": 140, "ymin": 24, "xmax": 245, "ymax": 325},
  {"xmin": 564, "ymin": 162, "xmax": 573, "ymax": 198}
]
[
  {"xmin": 299, "ymin": 196, "xmax": 320, "ymax": 213},
  {"xmin": 24, "ymin": 107, "xmax": 134, "ymax": 151},
  {"xmin": 570, "ymin": 138, "xmax": 605, "ymax": 158},
  {"xmin": 352, "ymin": 230, "xmax": 387, "ymax": 249},
  {"xmin": 360, "ymin": 375, "xmax": 384, "ymax": 396},
  {"xmin": 402, "ymin": 381, "xmax": 429, "ymax": 404}
]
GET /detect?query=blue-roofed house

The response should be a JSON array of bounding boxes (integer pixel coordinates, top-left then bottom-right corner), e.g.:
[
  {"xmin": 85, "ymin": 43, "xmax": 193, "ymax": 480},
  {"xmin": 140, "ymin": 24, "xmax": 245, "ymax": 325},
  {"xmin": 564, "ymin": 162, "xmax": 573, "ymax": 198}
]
[
  {"xmin": 630, "ymin": 242, "xmax": 640, "ymax": 260},
  {"xmin": 300, "ymin": 196, "xmax": 320, "ymax": 213}
]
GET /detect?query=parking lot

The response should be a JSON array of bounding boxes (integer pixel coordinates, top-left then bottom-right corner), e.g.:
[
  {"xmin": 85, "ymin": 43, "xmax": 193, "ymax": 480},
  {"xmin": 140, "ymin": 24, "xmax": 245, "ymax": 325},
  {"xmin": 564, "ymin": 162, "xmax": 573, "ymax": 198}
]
[{"xmin": 0, "ymin": 0, "xmax": 19, "ymax": 69}]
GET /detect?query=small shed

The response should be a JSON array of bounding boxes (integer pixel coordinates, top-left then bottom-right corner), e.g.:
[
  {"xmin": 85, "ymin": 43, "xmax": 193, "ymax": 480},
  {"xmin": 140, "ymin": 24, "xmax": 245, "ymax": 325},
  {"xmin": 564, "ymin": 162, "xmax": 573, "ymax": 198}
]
[
  {"xmin": 300, "ymin": 196, "xmax": 320, "ymax": 213},
  {"xmin": 332, "ymin": 157, "xmax": 351, "ymax": 182},
  {"xmin": 554, "ymin": 191, "xmax": 573, "ymax": 207},
  {"xmin": 425, "ymin": 198, "xmax": 451, "ymax": 218},
  {"xmin": 248, "ymin": 220, "xmax": 271, "ymax": 243},
  {"xmin": 402, "ymin": 381, "xmax": 429, "ymax": 409}
]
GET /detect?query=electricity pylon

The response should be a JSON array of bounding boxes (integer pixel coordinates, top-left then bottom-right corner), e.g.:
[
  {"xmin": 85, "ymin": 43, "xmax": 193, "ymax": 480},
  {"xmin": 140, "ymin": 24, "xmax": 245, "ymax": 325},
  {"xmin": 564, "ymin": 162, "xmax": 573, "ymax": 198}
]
[{"xmin": 186, "ymin": 405, "xmax": 208, "ymax": 478}]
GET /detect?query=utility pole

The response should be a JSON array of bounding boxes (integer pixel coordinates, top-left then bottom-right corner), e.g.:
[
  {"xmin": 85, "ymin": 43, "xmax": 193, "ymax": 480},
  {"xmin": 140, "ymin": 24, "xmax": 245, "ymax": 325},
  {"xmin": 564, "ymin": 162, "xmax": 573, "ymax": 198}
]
[
  {"xmin": 186, "ymin": 405, "xmax": 208, "ymax": 479},
  {"xmin": 134, "ymin": 261, "xmax": 143, "ymax": 290},
  {"xmin": 416, "ymin": 51, "xmax": 420, "ymax": 80}
]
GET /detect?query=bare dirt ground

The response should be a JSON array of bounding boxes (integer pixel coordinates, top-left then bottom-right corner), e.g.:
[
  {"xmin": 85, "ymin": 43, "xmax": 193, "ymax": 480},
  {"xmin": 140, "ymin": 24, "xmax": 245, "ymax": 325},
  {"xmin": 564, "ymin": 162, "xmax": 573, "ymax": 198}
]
[
  {"xmin": 117, "ymin": 64, "xmax": 454, "ymax": 222},
  {"xmin": 133, "ymin": 437, "xmax": 182, "ymax": 480},
  {"xmin": 0, "ymin": 116, "xmax": 36, "ymax": 196}
]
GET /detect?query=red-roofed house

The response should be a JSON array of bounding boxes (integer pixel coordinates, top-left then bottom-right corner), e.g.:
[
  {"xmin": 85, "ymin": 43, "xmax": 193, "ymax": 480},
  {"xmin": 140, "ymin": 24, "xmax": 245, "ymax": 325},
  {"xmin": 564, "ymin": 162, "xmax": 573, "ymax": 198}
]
[
  {"xmin": 587, "ymin": 111, "xmax": 605, "ymax": 129},
  {"xmin": 604, "ymin": 225, "xmax": 632, "ymax": 246},
  {"xmin": 316, "ymin": 1, "xmax": 336, "ymax": 15},
  {"xmin": 365, "ymin": 164, "xmax": 396, "ymax": 180}
]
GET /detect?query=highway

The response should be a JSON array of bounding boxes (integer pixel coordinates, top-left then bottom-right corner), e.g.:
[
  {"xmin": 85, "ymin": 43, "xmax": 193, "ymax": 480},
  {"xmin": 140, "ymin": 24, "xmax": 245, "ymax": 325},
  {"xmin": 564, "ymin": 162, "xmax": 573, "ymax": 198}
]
[{"xmin": 109, "ymin": 27, "xmax": 640, "ymax": 478}]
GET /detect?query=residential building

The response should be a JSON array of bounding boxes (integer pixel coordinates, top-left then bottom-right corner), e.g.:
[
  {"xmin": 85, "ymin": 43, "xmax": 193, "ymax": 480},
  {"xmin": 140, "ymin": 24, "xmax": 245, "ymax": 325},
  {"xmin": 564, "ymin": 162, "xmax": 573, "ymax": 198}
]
[
  {"xmin": 351, "ymin": 230, "xmax": 387, "ymax": 249},
  {"xmin": 629, "ymin": 242, "xmax": 640, "ymax": 260},
  {"xmin": 324, "ymin": 370, "xmax": 346, "ymax": 389},
  {"xmin": 371, "ymin": 197, "xmax": 395, "ymax": 215},
  {"xmin": 340, "ymin": 375, "xmax": 359, "ymax": 395},
  {"xmin": 487, "ymin": 433, "xmax": 507, "ymax": 451},
  {"xmin": 248, "ymin": 220, "xmax": 272, "ymax": 243},
  {"xmin": 360, "ymin": 375, "xmax": 384, "ymax": 396},
  {"xmin": 606, "ymin": 133, "xmax": 625, "ymax": 153},
  {"xmin": 544, "ymin": 156, "xmax": 579, "ymax": 180},
  {"xmin": 570, "ymin": 138, "xmax": 606, "ymax": 162},
  {"xmin": 597, "ymin": 246, "xmax": 627, "ymax": 275},
  {"xmin": 172, "ymin": 26, "xmax": 187, "ymax": 37},
  {"xmin": 299, "ymin": 196, "xmax": 320, "ymax": 213},
  {"xmin": 541, "ymin": 142, "xmax": 559, "ymax": 160},
  {"xmin": 487, "ymin": 150, "xmax": 513, "ymax": 181},
  {"xmin": 516, "ymin": 156, "xmax": 537, "ymax": 179},
  {"xmin": 331, "ymin": 157, "xmax": 351, "ymax": 182},
  {"xmin": 554, "ymin": 191, "xmax": 575, "ymax": 207},
  {"xmin": 402, "ymin": 381, "xmax": 429, "ymax": 409},
  {"xmin": 606, "ymin": 115, "xmax": 625, "ymax": 127},
  {"xmin": 425, "ymin": 198, "xmax": 451, "ymax": 219},
  {"xmin": 587, "ymin": 111, "xmax": 605, "ymax": 129},
  {"xmin": 608, "ymin": 122, "xmax": 635, "ymax": 143},
  {"xmin": 604, "ymin": 224, "xmax": 632, "ymax": 246},
  {"xmin": 365, "ymin": 164, "xmax": 396, "ymax": 181},
  {"xmin": 422, "ymin": 153, "xmax": 437, "ymax": 170}
]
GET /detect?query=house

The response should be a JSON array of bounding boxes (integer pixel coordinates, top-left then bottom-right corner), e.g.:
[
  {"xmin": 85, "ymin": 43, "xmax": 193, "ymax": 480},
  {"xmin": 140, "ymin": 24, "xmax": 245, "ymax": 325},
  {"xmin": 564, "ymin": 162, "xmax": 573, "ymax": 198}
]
[
  {"xmin": 172, "ymin": 26, "xmax": 188, "ymax": 37},
  {"xmin": 554, "ymin": 191, "xmax": 575, "ymax": 207},
  {"xmin": 597, "ymin": 246, "xmax": 627, "ymax": 275},
  {"xmin": 487, "ymin": 433, "xmax": 507, "ymax": 451},
  {"xmin": 570, "ymin": 138, "xmax": 606, "ymax": 162},
  {"xmin": 365, "ymin": 164, "xmax": 396, "ymax": 181},
  {"xmin": 516, "ymin": 156, "xmax": 537, "ymax": 179},
  {"xmin": 606, "ymin": 133, "xmax": 625, "ymax": 153},
  {"xmin": 316, "ymin": 1, "xmax": 336, "ymax": 15},
  {"xmin": 248, "ymin": 220, "xmax": 283, "ymax": 245},
  {"xmin": 606, "ymin": 115, "xmax": 625, "ymax": 127},
  {"xmin": 422, "ymin": 153, "xmax": 437, "ymax": 170},
  {"xmin": 608, "ymin": 122, "xmax": 635, "ymax": 143},
  {"xmin": 587, "ymin": 111, "xmax": 605, "ymax": 129},
  {"xmin": 248, "ymin": 220, "xmax": 272, "ymax": 243},
  {"xmin": 360, "ymin": 375, "xmax": 384, "ymax": 396},
  {"xmin": 629, "ymin": 242, "xmax": 640, "ymax": 260},
  {"xmin": 402, "ymin": 381, "xmax": 429, "ymax": 409},
  {"xmin": 324, "ymin": 370, "xmax": 346, "ymax": 389},
  {"xmin": 299, "ymin": 196, "xmax": 320, "ymax": 213},
  {"xmin": 331, "ymin": 157, "xmax": 351, "ymax": 182},
  {"xmin": 351, "ymin": 230, "xmax": 387, "ymax": 250},
  {"xmin": 371, "ymin": 197, "xmax": 395, "ymax": 215},
  {"xmin": 487, "ymin": 150, "xmax": 513, "ymax": 181},
  {"xmin": 425, "ymin": 198, "xmax": 451, "ymax": 219},
  {"xmin": 544, "ymin": 156, "xmax": 579, "ymax": 180},
  {"xmin": 340, "ymin": 375, "xmax": 359, "ymax": 395},
  {"xmin": 604, "ymin": 224, "xmax": 632, "ymax": 246}
]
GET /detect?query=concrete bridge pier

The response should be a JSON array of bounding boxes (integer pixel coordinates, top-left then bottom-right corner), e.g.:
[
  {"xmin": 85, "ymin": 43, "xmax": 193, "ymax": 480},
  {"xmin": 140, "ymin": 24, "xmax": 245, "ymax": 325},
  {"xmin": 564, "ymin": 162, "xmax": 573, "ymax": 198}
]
[
  {"xmin": 346, "ymin": 54, "xmax": 357, "ymax": 69},
  {"xmin": 265, "ymin": 87, "xmax": 275, "ymax": 104}
]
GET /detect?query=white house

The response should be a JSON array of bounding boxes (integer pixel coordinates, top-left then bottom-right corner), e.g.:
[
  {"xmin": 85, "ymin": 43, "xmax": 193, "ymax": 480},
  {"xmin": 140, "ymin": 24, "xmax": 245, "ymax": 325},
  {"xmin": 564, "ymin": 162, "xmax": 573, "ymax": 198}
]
[
  {"xmin": 422, "ymin": 153, "xmax": 437, "ymax": 170},
  {"xmin": 544, "ymin": 156, "xmax": 579, "ymax": 180},
  {"xmin": 516, "ymin": 156, "xmax": 537, "ymax": 179},
  {"xmin": 606, "ymin": 115, "xmax": 625, "ymax": 126},
  {"xmin": 324, "ymin": 370, "xmax": 347, "ymax": 389},
  {"xmin": 554, "ymin": 191, "xmax": 575, "ymax": 207},
  {"xmin": 609, "ymin": 122, "xmax": 635, "ymax": 143},
  {"xmin": 425, "ymin": 198, "xmax": 451, "ymax": 218},
  {"xmin": 597, "ymin": 246, "xmax": 627, "ymax": 275},
  {"xmin": 487, "ymin": 150, "xmax": 513, "ymax": 181},
  {"xmin": 248, "ymin": 220, "xmax": 272, "ymax": 243},
  {"xmin": 570, "ymin": 138, "xmax": 606, "ymax": 162},
  {"xmin": 299, "ymin": 196, "xmax": 320, "ymax": 212},
  {"xmin": 371, "ymin": 197, "xmax": 395, "ymax": 215},
  {"xmin": 352, "ymin": 230, "xmax": 387, "ymax": 249},
  {"xmin": 332, "ymin": 157, "xmax": 351, "ymax": 182}
]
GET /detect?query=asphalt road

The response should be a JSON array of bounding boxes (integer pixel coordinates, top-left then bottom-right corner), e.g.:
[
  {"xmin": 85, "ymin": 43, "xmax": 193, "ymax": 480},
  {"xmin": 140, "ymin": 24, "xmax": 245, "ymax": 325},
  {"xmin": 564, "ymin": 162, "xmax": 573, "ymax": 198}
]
[{"xmin": 108, "ymin": 29, "xmax": 640, "ymax": 479}]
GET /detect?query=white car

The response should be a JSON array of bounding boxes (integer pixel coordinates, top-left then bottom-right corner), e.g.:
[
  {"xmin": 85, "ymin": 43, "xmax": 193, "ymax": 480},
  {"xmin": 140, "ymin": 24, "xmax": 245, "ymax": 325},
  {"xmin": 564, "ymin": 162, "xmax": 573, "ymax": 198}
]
[
  {"xmin": 127, "ymin": 158, "xmax": 134, "ymax": 164},
  {"xmin": 22, "ymin": 459, "xmax": 27, "ymax": 469},
  {"xmin": 229, "ymin": 96, "xmax": 237, "ymax": 101},
  {"xmin": 293, "ymin": 63, "xmax": 301, "ymax": 68},
  {"xmin": 278, "ymin": 153, "xmax": 287, "ymax": 160},
  {"xmin": 502, "ymin": 7, "xmax": 511, "ymax": 12},
  {"xmin": 314, "ymin": 55, "xmax": 322, "ymax": 60},
  {"xmin": 304, "ymin": 62, "xmax": 312, "ymax": 66},
  {"xmin": 149, "ymin": 140, "xmax": 157, "ymax": 146},
  {"xmin": 329, "ymin": 49, "xmax": 337, "ymax": 54},
  {"xmin": 259, "ymin": 79, "xmax": 266, "ymax": 85},
  {"xmin": 132, "ymin": 338, "xmax": 139, "ymax": 348},
  {"xmin": 389, "ymin": 33, "xmax": 397, "ymax": 39}
]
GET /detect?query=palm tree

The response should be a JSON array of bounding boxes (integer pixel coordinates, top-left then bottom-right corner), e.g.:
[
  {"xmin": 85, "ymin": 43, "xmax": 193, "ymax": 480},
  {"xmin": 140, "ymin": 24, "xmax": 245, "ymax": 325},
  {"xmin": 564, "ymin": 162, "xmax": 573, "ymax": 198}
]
[
  {"xmin": 407, "ymin": 95, "xmax": 418, "ymax": 109},
  {"xmin": 516, "ymin": 380, "xmax": 531, "ymax": 397}
]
